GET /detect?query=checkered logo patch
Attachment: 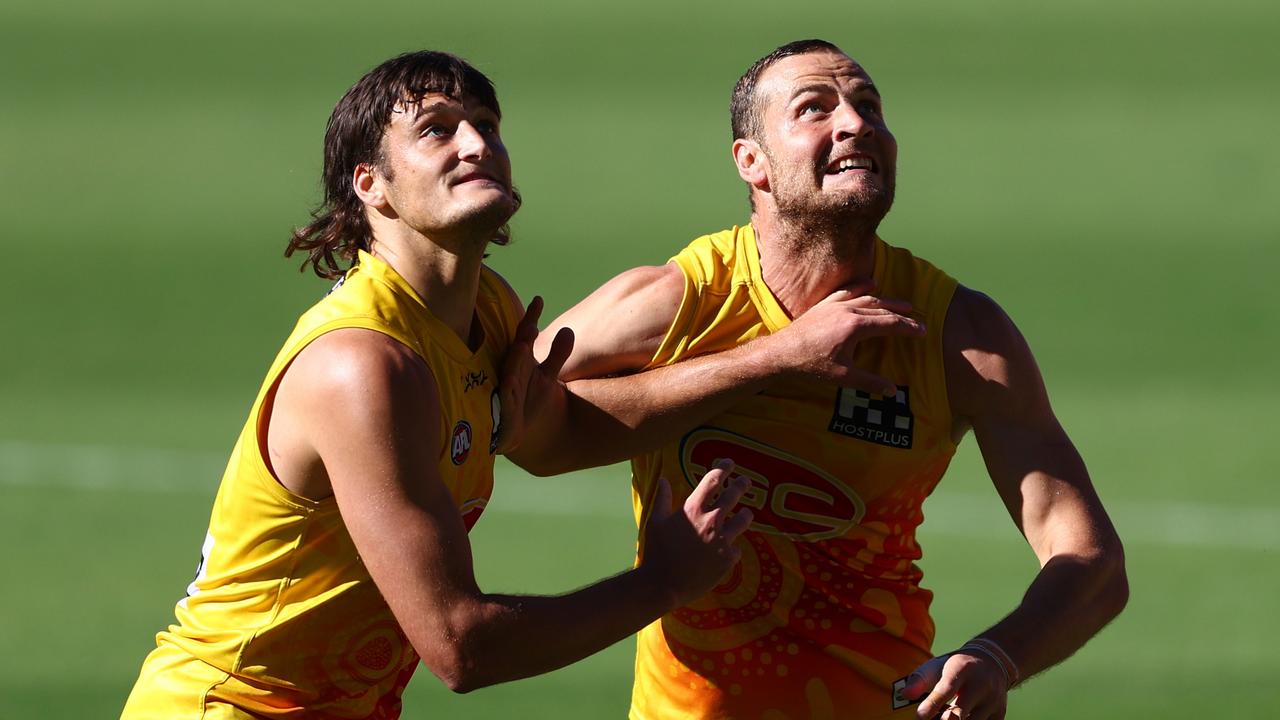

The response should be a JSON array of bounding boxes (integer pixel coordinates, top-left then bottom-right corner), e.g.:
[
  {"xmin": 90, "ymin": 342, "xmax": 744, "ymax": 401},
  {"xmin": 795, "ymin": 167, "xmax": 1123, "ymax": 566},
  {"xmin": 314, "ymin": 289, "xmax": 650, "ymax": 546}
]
[
  {"xmin": 891, "ymin": 675, "xmax": 912, "ymax": 710},
  {"xmin": 829, "ymin": 387, "xmax": 914, "ymax": 449}
]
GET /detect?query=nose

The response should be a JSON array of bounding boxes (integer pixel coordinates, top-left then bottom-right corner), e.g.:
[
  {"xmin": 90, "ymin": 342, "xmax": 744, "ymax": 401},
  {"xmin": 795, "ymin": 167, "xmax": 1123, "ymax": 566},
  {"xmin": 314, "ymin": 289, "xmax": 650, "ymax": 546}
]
[
  {"xmin": 832, "ymin": 101, "xmax": 871, "ymax": 143},
  {"xmin": 455, "ymin": 121, "xmax": 490, "ymax": 161}
]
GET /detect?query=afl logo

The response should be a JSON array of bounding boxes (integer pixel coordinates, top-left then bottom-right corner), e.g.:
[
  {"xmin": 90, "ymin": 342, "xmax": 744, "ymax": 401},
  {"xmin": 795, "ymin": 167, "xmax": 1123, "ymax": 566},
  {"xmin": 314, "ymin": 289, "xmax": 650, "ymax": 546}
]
[
  {"xmin": 450, "ymin": 421, "xmax": 473, "ymax": 465},
  {"xmin": 678, "ymin": 427, "xmax": 865, "ymax": 542}
]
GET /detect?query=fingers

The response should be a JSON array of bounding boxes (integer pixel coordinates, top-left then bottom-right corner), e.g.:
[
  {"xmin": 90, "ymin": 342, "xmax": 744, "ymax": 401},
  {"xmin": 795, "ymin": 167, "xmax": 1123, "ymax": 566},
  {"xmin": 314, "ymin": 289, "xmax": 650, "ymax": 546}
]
[
  {"xmin": 495, "ymin": 331, "xmax": 535, "ymax": 453},
  {"xmin": 817, "ymin": 285, "xmax": 913, "ymax": 316},
  {"xmin": 850, "ymin": 311, "xmax": 926, "ymax": 338},
  {"xmin": 516, "ymin": 295, "xmax": 545, "ymax": 344},
  {"xmin": 917, "ymin": 671, "xmax": 959, "ymax": 720},
  {"xmin": 917, "ymin": 657, "xmax": 1004, "ymax": 720},
  {"xmin": 539, "ymin": 326, "xmax": 575, "ymax": 379},
  {"xmin": 493, "ymin": 381, "xmax": 525, "ymax": 453},
  {"xmin": 817, "ymin": 282, "xmax": 876, "ymax": 305},
  {"xmin": 848, "ymin": 295, "xmax": 913, "ymax": 315},
  {"xmin": 719, "ymin": 506, "xmax": 754, "ymax": 542},
  {"xmin": 708, "ymin": 469, "xmax": 750, "ymax": 513},
  {"xmin": 685, "ymin": 459, "xmax": 734, "ymax": 513},
  {"xmin": 934, "ymin": 697, "xmax": 998, "ymax": 720}
]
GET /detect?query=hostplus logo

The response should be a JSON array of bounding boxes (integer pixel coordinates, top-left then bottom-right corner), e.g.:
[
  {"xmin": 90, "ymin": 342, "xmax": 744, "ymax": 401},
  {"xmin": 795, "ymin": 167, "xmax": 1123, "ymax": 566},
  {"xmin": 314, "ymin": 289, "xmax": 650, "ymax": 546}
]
[{"xmin": 828, "ymin": 387, "xmax": 914, "ymax": 449}]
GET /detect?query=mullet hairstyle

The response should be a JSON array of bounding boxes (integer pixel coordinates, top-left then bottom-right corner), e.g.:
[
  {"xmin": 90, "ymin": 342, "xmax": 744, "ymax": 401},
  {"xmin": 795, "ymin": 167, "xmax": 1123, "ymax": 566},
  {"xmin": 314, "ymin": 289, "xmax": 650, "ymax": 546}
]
[
  {"xmin": 287, "ymin": 51, "xmax": 519, "ymax": 279},
  {"xmin": 729, "ymin": 38, "xmax": 842, "ymax": 142}
]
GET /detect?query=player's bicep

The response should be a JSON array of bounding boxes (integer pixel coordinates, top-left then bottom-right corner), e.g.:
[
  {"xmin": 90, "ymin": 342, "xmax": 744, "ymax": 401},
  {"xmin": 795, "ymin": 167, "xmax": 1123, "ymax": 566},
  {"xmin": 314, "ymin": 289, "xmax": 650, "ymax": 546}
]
[
  {"xmin": 974, "ymin": 412, "xmax": 1115, "ymax": 565},
  {"xmin": 293, "ymin": 332, "xmax": 482, "ymax": 658},
  {"xmin": 538, "ymin": 263, "xmax": 688, "ymax": 380},
  {"xmin": 946, "ymin": 289, "xmax": 1118, "ymax": 563}
]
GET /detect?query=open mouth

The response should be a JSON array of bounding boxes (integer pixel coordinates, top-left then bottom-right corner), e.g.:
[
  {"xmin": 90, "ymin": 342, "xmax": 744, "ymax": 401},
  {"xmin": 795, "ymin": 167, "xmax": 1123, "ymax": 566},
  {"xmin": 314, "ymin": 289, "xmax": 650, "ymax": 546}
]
[{"xmin": 825, "ymin": 155, "xmax": 877, "ymax": 175}]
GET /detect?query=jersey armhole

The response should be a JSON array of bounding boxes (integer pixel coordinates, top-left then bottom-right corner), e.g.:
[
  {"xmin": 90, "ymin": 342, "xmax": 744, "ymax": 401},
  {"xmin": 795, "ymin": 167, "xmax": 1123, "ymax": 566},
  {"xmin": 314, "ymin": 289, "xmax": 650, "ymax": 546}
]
[
  {"xmin": 647, "ymin": 259, "xmax": 702, "ymax": 369},
  {"xmin": 250, "ymin": 318, "xmax": 437, "ymax": 507},
  {"xmin": 931, "ymin": 276, "xmax": 961, "ymax": 451}
]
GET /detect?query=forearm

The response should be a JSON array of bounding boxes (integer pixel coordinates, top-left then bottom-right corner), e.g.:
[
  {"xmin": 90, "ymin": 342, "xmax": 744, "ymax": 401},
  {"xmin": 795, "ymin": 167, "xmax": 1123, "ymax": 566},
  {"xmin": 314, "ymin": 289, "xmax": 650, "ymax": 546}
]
[
  {"xmin": 974, "ymin": 548, "xmax": 1128, "ymax": 683},
  {"xmin": 435, "ymin": 565, "xmax": 675, "ymax": 692},
  {"xmin": 513, "ymin": 338, "xmax": 780, "ymax": 475}
]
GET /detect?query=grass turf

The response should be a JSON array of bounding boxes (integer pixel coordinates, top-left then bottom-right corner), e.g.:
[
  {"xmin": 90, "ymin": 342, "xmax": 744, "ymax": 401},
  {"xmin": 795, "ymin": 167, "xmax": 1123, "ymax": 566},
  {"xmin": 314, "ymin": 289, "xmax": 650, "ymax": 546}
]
[{"xmin": 2, "ymin": 0, "xmax": 1277, "ymax": 717}]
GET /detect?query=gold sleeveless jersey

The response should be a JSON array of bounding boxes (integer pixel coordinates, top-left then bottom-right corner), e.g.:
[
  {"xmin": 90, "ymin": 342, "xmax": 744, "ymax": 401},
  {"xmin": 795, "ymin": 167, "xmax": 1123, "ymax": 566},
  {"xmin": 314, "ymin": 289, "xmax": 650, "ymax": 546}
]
[
  {"xmin": 122, "ymin": 251, "xmax": 520, "ymax": 720},
  {"xmin": 630, "ymin": 226, "xmax": 959, "ymax": 720}
]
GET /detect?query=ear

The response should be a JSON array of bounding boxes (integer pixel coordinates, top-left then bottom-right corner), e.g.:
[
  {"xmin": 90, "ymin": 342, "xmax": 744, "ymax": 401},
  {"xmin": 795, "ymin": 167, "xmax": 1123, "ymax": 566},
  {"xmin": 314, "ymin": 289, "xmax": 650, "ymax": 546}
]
[
  {"xmin": 732, "ymin": 138, "xmax": 769, "ymax": 193},
  {"xmin": 352, "ymin": 162, "xmax": 388, "ymax": 209}
]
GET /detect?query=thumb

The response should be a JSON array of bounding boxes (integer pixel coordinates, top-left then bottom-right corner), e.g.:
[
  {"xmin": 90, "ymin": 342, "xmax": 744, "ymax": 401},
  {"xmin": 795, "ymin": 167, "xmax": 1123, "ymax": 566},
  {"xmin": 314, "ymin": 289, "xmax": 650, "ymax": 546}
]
[
  {"xmin": 540, "ymin": 326, "xmax": 575, "ymax": 379},
  {"xmin": 902, "ymin": 653, "xmax": 949, "ymax": 701},
  {"xmin": 900, "ymin": 672, "xmax": 928, "ymax": 701}
]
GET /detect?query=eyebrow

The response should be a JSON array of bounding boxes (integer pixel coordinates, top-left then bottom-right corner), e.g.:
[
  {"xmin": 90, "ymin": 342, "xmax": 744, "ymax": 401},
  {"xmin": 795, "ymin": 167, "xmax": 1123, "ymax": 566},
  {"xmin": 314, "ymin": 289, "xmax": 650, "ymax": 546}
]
[
  {"xmin": 788, "ymin": 81, "xmax": 881, "ymax": 102},
  {"xmin": 407, "ymin": 101, "xmax": 458, "ymax": 122},
  {"xmin": 402, "ymin": 99, "xmax": 500, "ymax": 127}
]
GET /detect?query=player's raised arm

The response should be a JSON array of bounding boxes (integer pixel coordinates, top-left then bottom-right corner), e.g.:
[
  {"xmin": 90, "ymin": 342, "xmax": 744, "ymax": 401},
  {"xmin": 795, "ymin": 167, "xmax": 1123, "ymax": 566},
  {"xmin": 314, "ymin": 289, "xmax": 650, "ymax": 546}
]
[
  {"xmin": 277, "ymin": 328, "xmax": 752, "ymax": 692},
  {"xmin": 501, "ymin": 263, "xmax": 927, "ymax": 475},
  {"xmin": 902, "ymin": 287, "xmax": 1128, "ymax": 720}
]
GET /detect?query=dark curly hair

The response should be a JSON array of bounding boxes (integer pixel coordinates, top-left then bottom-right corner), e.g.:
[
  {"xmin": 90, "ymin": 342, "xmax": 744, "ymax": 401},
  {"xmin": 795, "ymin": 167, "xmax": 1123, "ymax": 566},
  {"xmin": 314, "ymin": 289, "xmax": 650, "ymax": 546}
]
[{"xmin": 287, "ymin": 51, "xmax": 518, "ymax": 279}]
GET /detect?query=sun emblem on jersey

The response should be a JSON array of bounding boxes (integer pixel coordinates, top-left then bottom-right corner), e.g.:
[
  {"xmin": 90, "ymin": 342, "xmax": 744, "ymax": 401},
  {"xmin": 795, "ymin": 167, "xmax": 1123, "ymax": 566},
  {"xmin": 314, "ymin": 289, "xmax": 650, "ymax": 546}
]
[
  {"xmin": 450, "ymin": 420, "xmax": 473, "ymax": 465},
  {"xmin": 324, "ymin": 617, "xmax": 414, "ymax": 694},
  {"xmin": 678, "ymin": 427, "xmax": 865, "ymax": 542}
]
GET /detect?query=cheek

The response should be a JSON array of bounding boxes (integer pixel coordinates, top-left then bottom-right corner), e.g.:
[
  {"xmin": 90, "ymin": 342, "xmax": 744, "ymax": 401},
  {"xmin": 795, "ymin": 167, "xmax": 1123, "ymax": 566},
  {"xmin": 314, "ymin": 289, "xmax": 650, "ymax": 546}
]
[
  {"xmin": 881, "ymin": 129, "xmax": 898, "ymax": 160},
  {"xmin": 490, "ymin": 140, "xmax": 511, "ymax": 164}
]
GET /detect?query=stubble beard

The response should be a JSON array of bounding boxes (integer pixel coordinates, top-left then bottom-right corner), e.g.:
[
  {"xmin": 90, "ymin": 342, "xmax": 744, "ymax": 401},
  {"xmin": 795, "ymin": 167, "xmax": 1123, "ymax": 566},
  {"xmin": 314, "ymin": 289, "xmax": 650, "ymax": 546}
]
[
  {"xmin": 431, "ymin": 189, "xmax": 520, "ymax": 249},
  {"xmin": 773, "ymin": 166, "xmax": 895, "ymax": 241}
]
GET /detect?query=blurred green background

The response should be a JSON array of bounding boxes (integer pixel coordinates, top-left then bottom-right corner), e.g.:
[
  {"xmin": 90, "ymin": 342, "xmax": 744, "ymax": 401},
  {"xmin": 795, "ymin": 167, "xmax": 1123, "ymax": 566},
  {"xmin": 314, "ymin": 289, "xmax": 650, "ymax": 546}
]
[{"xmin": 2, "ymin": 0, "xmax": 1277, "ymax": 717}]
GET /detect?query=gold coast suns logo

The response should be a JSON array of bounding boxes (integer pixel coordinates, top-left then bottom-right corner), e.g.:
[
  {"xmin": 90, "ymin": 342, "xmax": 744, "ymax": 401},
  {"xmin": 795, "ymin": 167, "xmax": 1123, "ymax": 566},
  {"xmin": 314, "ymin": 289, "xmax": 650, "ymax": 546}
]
[
  {"xmin": 450, "ymin": 420, "xmax": 472, "ymax": 465},
  {"xmin": 678, "ymin": 427, "xmax": 865, "ymax": 542}
]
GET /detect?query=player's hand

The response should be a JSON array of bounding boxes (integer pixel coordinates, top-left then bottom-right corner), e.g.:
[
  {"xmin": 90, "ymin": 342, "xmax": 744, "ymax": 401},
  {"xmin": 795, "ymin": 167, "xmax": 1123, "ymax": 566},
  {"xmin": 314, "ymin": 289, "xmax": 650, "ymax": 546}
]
[
  {"xmin": 902, "ymin": 649, "xmax": 1009, "ymax": 720},
  {"xmin": 763, "ymin": 284, "xmax": 925, "ymax": 397},
  {"xmin": 494, "ymin": 295, "xmax": 574, "ymax": 454},
  {"xmin": 640, "ymin": 459, "xmax": 754, "ymax": 608}
]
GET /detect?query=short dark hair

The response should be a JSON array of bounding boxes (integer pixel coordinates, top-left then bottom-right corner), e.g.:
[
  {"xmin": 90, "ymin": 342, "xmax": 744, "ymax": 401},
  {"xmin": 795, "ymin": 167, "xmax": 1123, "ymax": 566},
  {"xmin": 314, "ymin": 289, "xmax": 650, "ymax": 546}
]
[
  {"xmin": 730, "ymin": 39, "xmax": 843, "ymax": 142},
  {"xmin": 287, "ymin": 51, "xmax": 517, "ymax": 279}
]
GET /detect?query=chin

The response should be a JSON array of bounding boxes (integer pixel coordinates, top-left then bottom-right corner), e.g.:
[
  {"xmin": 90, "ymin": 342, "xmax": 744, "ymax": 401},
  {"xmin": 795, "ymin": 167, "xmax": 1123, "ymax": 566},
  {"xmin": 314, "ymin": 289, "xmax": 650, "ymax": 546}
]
[{"xmin": 451, "ymin": 196, "xmax": 518, "ymax": 237}]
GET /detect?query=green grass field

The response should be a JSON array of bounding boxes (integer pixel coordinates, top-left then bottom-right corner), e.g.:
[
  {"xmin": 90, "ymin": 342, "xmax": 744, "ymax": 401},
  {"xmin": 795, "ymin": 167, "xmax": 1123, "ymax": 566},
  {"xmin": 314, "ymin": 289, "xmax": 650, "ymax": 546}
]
[{"xmin": 2, "ymin": 0, "xmax": 1277, "ymax": 717}]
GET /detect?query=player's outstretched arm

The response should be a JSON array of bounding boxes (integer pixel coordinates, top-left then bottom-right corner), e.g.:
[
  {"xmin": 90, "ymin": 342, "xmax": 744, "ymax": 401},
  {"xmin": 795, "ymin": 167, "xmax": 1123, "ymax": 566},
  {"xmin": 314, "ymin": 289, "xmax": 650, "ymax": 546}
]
[
  {"xmin": 277, "ymin": 329, "xmax": 753, "ymax": 692},
  {"xmin": 501, "ymin": 264, "xmax": 926, "ymax": 475},
  {"xmin": 902, "ymin": 288, "xmax": 1128, "ymax": 720}
]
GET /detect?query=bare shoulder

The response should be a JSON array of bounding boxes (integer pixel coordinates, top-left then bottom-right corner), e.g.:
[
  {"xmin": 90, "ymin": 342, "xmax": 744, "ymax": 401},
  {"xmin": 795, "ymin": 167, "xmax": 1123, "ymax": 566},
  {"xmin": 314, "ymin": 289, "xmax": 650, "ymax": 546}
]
[
  {"xmin": 542, "ymin": 263, "xmax": 688, "ymax": 379},
  {"xmin": 269, "ymin": 328, "xmax": 441, "ymax": 498},
  {"xmin": 943, "ymin": 286, "xmax": 1022, "ymax": 360},
  {"xmin": 944, "ymin": 286, "xmax": 1050, "ymax": 426},
  {"xmin": 291, "ymin": 328, "xmax": 435, "ymax": 404}
]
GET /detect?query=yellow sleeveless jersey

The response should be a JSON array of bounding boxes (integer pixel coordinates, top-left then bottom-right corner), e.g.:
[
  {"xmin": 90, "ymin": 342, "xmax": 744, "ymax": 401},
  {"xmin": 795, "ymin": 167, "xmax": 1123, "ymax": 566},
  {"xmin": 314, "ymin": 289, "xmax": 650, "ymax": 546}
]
[
  {"xmin": 122, "ymin": 251, "xmax": 520, "ymax": 720},
  {"xmin": 630, "ymin": 225, "xmax": 959, "ymax": 720}
]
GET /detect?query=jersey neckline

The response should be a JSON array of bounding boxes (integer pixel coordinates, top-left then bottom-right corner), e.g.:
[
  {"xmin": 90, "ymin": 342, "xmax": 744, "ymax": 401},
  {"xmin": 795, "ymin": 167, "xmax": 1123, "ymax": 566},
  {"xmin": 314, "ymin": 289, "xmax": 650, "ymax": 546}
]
[
  {"xmin": 740, "ymin": 224, "xmax": 887, "ymax": 333},
  {"xmin": 352, "ymin": 249, "xmax": 488, "ymax": 364}
]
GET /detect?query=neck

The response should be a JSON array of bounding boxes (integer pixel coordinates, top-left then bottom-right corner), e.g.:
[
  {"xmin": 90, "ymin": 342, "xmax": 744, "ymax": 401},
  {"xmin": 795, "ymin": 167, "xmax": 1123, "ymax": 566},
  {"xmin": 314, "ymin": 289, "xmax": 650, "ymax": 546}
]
[
  {"xmin": 750, "ymin": 208, "xmax": 878, "ymax": 318},
  {"xmin": 369, "ymin": 225, "xmax": 487, "ymax": 346}
]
